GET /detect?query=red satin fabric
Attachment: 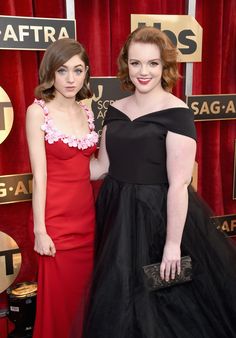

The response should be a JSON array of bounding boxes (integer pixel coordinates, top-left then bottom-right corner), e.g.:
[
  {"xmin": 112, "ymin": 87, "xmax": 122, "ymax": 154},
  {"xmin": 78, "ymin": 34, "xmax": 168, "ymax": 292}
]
[{"xmin": 33, "ymin": 248, "xmax": 93, "ymax": 338}]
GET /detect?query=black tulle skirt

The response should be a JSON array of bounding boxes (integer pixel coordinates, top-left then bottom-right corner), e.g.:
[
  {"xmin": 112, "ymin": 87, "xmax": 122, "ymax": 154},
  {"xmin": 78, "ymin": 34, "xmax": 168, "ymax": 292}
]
[{"xmin": 81, "ymin": 175, "xmax": 236, "ymax": 338}]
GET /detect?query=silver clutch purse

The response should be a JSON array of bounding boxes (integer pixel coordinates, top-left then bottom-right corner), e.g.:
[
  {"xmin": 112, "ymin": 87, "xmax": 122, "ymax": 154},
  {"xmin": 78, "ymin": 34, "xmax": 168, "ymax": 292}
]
[{"xmin": 142, "ymin": 255, "xmax": 192, "ymax": 291}]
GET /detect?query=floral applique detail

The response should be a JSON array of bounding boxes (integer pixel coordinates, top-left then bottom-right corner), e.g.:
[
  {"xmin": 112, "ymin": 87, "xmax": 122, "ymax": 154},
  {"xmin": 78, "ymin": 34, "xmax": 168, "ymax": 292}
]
[{"xmin": 34, "ymin": 99, "xmax": 99, "ymax": 150}]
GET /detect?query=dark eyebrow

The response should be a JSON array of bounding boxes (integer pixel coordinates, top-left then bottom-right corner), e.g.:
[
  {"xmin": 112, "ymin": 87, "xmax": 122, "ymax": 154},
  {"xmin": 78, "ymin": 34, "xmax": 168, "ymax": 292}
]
[{"xmin": 60, "ymin": 64, "xmax": 84, "ymax": 68}]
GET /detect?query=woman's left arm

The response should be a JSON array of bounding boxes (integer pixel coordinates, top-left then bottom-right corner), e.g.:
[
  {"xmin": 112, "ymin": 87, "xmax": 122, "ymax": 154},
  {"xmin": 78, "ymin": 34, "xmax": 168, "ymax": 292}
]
[
  {"xmin": 160, "ymin": 131, "xmax": 196, "ymax": 281},
  {"xmin": 90, "ymin": 126, "xmax": 109, "ymax": 180}
]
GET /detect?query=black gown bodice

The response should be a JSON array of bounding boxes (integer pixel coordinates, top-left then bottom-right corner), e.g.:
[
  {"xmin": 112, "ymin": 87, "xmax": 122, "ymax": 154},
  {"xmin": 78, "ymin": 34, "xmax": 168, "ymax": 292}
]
[{"xmin": 104, "ymin": 105, "xmax": 197, "ymax": 185}]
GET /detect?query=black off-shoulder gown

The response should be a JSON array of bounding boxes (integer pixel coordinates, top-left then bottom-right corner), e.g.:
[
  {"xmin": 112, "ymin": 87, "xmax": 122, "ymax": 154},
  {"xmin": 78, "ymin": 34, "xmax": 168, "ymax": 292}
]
[{"xmin": 81, "ymin": 106, "xmax": 236, "ymax": 338}]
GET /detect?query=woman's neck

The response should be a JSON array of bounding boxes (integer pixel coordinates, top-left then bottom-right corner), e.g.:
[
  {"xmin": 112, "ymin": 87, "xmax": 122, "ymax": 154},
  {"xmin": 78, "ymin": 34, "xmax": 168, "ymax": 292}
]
[
  {"xmin": 52, "ymin": 94, "xmax": 77, "ymax": 112},
  {"xmin": 132, "ymin": 87, "xmax": 169, "ymax": 111}
]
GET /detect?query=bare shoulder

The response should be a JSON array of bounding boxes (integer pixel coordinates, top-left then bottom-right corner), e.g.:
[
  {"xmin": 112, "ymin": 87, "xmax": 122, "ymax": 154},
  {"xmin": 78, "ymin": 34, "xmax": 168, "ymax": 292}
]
[
  {"xmin": 111, "ymin": 95, "xmax": 132, "ymax": 111},
  {"xmin": 26, "ymin": 102, "xmax": 44, "ymax": 117},
  {"xmin": 168, "ymin": 94, "xmax": 188, "ymax": 108},
  {"xmin": 26, "ymin": 102, "xmax": 45, "ymax": 128}
]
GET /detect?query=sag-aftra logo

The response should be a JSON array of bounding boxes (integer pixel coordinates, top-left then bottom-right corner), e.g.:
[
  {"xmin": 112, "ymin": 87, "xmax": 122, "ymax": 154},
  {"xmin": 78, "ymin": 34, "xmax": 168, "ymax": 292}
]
[{"xmin": 0, "ymin": 16, "xmax": 76, "ymax": 50}]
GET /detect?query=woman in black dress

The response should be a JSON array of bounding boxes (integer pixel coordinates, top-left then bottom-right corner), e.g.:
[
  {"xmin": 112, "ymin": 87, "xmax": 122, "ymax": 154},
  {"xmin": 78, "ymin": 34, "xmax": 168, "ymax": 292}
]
[{"xmin": 82, "ymin": 26, "xmax": 236, "ymax": 338}]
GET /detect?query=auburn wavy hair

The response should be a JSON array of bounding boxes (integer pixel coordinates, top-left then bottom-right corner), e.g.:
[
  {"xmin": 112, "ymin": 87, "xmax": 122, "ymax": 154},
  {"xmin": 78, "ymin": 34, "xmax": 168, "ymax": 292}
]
[{"xmin": 117, "ymin": 26, "xmax": 180, "ymax": 92}]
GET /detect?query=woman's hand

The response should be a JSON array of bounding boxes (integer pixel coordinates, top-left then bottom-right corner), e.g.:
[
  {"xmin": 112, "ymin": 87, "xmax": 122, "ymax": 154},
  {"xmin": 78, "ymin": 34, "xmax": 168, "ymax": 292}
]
[
  {"xmin": 90, "ymin": 126, "xmax": 109, "ymax": 180},
  {"xmin": 34, "ymin": 232, "xmax": 56, "ymax": 257},
  {"xmin": 160, "ymin": 243, "xmax": 181, "ymax": 281}
]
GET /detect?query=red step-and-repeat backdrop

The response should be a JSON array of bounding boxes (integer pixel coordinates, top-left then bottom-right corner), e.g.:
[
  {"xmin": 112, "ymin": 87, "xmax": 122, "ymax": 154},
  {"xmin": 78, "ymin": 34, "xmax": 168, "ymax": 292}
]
[{"xmin": 0, "ymin": 1, "xmax": 236, "ymax": 335}]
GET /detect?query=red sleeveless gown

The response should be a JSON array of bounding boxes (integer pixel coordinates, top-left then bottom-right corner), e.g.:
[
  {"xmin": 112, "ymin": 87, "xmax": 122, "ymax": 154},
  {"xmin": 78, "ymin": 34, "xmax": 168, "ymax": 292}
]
[{"xmin": 30, "ymin": 99, "xmax": 98, "ymax": 338}]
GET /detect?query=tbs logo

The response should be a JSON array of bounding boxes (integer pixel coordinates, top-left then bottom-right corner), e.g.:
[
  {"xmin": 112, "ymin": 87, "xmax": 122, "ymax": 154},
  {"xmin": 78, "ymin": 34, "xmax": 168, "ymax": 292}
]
[
  {"xmin": 132, "ymin": 15, "xmax": 203, "ymax": 62},
  {"xmin": 150, "ymin": 22, "xmax": 197, "ymax": 55}
]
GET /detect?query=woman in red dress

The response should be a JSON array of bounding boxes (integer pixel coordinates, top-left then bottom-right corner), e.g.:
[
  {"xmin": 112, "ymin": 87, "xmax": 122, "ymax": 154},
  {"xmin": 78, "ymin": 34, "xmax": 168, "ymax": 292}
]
[{"xmin": 26, "ymin": 38, "xmax": 98, "ymax": 338}]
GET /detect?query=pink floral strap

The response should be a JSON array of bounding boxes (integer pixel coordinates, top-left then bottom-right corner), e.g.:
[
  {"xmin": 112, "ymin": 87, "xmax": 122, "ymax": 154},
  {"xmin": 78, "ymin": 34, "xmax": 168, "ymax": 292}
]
[
  {"xmin": 34, "ymin": 99, "xmax": 49, "ymax": 116},
  {"xmin": 79, "ymin": 102, "xmax": 95, "ymax": 131}
]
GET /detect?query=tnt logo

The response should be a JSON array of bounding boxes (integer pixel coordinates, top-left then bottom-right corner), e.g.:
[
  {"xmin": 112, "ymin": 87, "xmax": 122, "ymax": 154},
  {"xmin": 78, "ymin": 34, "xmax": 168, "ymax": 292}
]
[
  {"xmin": 131, "ymin": 15, "xmax": 203, "ymax": 62},
  {"xmin": 0, "ymin": 86, "xmax": 14, "ymax": 143},
  {"xmin": 0, "ymin": 231, "xmax": 22, "ymax": 293}
]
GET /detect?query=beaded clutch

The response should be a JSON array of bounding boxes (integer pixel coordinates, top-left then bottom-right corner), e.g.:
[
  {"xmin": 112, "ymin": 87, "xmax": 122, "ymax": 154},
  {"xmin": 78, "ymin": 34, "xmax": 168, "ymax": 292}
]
[{"xmin": 142, "ymin": 255, "xmax": 192, "ymax": 291}]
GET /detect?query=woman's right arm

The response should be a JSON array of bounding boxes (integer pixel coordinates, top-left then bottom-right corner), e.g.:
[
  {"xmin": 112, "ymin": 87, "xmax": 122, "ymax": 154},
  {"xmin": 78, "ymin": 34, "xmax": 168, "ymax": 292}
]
[
  {"xmin": 26, "ymin": 103, "xmax": 56, "ymax": 256},
  {"xmin": 90, "ymin": 126, "xmax": 110, "ymax": 180}
]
